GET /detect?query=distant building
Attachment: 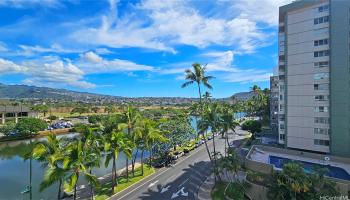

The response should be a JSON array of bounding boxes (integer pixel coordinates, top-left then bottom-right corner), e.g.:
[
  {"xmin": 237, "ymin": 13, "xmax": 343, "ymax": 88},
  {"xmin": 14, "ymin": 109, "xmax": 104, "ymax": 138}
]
[
  {"xmin": 278, "ymin": 0, "xmax": 350, "ymax": 157},
  {"xmin": 270, "ymin": 76, "xmax": 279, "ymax": 135},
  {"xmin": 0, "ymin": 105, "xmax": 37, "ymax": 124}
]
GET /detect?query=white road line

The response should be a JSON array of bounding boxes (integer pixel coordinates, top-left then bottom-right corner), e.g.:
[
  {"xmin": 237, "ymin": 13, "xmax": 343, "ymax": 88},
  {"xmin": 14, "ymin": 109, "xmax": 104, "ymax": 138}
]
[
  {"xmin": 108, "ymin": 142, "xmax": 212, "ymax": 200},
  {"xmin": 178, "ymin": 178, "xmax": 189, "ymax": 187}
]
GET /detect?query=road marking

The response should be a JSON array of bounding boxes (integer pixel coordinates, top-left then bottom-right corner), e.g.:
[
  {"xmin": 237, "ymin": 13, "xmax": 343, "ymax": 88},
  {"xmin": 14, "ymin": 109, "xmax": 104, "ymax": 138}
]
[
  {"xmin": 178, "ymin": 178, "xmax": 189, "ymax": 187},
  {"xmin": 148, "ymin": 180, "xmax": 159, "ymax": 188},
  {"xmin": 160, "ymin": 185, "xmax": 170, "ymax": 193},
  {"xmin": 108, "ymin": 142, "xmax": 213, "ymax": 200},
  {"xmin": 171, "ymin": 187, "xmax": 188, "ymax": 199}
]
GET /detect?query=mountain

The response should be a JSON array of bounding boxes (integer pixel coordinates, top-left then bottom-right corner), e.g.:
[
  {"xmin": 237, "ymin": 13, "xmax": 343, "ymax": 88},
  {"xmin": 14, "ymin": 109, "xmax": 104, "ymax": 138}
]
[{"xmin": 0, "ymin": 83, "xmax": 196, "ymax": 105}]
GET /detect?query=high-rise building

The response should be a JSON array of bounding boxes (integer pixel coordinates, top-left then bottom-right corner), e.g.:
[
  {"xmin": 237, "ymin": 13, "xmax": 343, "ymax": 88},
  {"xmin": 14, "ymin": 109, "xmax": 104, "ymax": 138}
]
[
  {"xmin": 270, "ymin": 76, "xmax": 279, "ymax": 135},
  {"xmin": 277, "ymin": 0, "xmax": 350, "ymax": 157}
]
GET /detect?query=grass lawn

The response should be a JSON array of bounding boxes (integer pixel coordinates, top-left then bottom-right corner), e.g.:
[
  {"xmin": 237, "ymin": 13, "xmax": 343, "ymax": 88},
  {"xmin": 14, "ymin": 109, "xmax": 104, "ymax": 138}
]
[
  {"xmin": 95, "ymin": 164, "xmax": 155, "ymax": 200},
  {"xmin": 211, "ymin": 181, "xmax": 246, "ymax": 200}
]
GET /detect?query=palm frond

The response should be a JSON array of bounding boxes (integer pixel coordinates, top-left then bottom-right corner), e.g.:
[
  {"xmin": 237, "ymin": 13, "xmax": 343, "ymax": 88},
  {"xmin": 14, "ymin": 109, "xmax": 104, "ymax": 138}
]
[{"xmin": 181, "ymin": 81, "xmax": 194, "ymax": 88}]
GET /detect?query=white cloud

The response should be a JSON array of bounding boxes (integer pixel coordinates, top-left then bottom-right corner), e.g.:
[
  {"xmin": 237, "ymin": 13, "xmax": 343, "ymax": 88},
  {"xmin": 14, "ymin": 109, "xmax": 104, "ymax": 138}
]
[
  {"xmin": 95, "ymin": 48, "xmax": 112, "ymax": 55},
  {"xmin": 0, "ymin": 58, "xmax": 25, "ymax": 73},
  {"xmin": 81, "ymin": 51, "xmax": 103, "ymax": 63},
  {"xmin": 79, "ymin": 51, "xmax": 154, "ymax": 73},
  {"xmin": 0, "ymin": 0, "xmax": 61, "ymax": 8},
  {"xmin": 71, "ymin": 0, "xmax": 275, "ymax": 54},
  {"xmin": 222, "ymin": 71, "xmax": 272, "ymax": 83},
  {"xmin": 0, "ymin": 56, "xmax": 95, "ymax": 89},
  {"xmin": 18, "ymin": 44, "xmax": 81, "ymax": 56}
]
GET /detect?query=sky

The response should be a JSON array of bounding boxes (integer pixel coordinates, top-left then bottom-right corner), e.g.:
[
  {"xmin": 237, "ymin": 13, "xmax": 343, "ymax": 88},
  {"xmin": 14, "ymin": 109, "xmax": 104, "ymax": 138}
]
[{"xmin": 0, "ymin": 0, "xmax": 292, "ymax": 98}]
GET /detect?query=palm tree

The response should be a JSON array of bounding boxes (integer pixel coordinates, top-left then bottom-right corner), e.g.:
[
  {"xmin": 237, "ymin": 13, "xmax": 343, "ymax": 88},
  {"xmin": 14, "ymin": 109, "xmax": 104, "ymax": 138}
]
[
  {"xmin": 32, "ymin": 134, "xmax": 66, "ymax": 200},
  {"xmin": 181, "ymin": 63, "xmax": 215, "ymax": 163},
  {"xmin": 120, "ymin": 105, "xmax": 141, "ymax": 181},
  {"xmin": 63, "ymin": 140, "xmax": 100, "ymax": 200},
  {"xmin": 220, "ymin": 105, "xmax": 239, "ymax": 157},
  {"xmin": 104, "ymin": 123, "xmax": 132, "ymax": 194},
  {"xmin": 135, "ymin": 118, "xmax": 167, "ymax": 175},
  {"xmin": 181, "ymin": 63, "xmax": 214, "ymax": 104}
]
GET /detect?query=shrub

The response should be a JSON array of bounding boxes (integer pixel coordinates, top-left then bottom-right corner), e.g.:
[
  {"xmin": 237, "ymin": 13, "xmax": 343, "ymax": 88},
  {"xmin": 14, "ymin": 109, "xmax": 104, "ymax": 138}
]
[{"xmin": 241, "ymin": 120, "xmax": 262, "ymax": 133}]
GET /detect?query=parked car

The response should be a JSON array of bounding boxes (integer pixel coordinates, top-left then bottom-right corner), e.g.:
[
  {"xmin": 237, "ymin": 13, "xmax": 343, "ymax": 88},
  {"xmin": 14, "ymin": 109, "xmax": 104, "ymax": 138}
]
[
  {"xmin": 207, "ymin": 136, "xmax": 213, "ymax": 140},
  {"xmin": 153, "ymin": 158, "xmax": 168, "ymax": 168}
]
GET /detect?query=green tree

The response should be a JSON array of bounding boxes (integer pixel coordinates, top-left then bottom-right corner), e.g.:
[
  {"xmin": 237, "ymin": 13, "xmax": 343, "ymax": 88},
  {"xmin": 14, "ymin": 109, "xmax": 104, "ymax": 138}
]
[
  {"xmin": 0, "ymin": 122, "xmax": 16, "ymax": 137},
  {"xmin": 16, "ymin": 117, "xmax": 47, "ymax": 136},
  {"xmin": 70, "ymin": 106, "xmax": 90, "ymax": 116},
  {"xmin": 181, "ymin": 63, "xmax": 214, "ymax": 104},
  {"xmin": 241, "ymin": 120, "xmax": 261, "ymax": 138},
  {"xmin": 32, "ymin": 134, "xmax": 66, "ymax": 199},
  {"xmin": 32, "ymin": 105, "xmax": 49, "ymax": 117},
  {"xmin": 219, "ymin": 105, "xmax": 239, "ymax": 156},
  {"xmin": 135, "ymin": 118, "xmax": 167, "ymax": 175},
  {"xmin": 63, "ymin": 140, "xmax": 100, "ymax": 200},
  {"xmin": 103, "ymin": 124, "xmax": 132, "ymax": 194},
  {"xmin": 181, "ymin": 63, "xmax": 215, "ymax": 166},
  {"xmin": 105, "ymin": 105, "xmax": 117, "ymax": 114},
  {"xmin": 120, "ymin": 105, "xmax": 140, "ymax": 181}
]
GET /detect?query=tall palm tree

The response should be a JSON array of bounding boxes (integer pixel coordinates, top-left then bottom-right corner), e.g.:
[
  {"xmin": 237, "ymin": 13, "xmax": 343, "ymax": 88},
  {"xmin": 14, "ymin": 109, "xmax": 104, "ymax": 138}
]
[
  {"xmin": 32, "ymin": 134, "xmax": 66, "ymax": 200},
  {"xmin": 63, "ymin": 140, "xmax": 99, "ymax": 200},
  {"xmin": 120, "ymin": 105, "xmax": 141, "ymax": 181},
  {"xmin": 220, "ymin": 105, "xmax": 239, "ymax": 157},
  {"xmin": 181, "ymin": 63, "xmax": 215, "ymax": 163},
  {"xmin": 104, "ymin": 124, "xmax": 132, "ymax": 194},
  {"xmin": 135, "ymin": 118, "xmax": 167, "ymax": 175},
  {"xmin": 181, "ymin": 63, "xmax": 214, "ymax": 104}
]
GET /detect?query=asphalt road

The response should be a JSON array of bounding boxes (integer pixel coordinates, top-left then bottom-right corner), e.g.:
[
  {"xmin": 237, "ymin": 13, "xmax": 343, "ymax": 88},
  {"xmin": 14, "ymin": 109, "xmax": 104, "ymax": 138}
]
[{"xmin": 109, "ymin": 133, "xmax": 246, "ymax": 200}]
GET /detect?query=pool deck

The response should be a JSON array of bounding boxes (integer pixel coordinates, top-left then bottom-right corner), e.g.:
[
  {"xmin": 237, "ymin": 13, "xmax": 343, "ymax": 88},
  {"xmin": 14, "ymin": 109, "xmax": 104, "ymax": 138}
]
[{"xmin": 249, "ymin": 147, "xmax": 350, "ymax": 175}]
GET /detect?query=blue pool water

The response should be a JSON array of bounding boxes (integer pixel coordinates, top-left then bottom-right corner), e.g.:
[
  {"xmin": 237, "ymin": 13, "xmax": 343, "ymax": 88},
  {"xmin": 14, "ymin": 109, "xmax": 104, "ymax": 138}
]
[{"xmin": 269, "ymin": 155, "xmax": 350, "ymax": 181}]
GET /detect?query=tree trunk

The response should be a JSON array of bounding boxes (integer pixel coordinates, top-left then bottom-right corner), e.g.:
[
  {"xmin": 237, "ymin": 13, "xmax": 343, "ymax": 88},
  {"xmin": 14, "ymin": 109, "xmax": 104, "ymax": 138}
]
[
  {"xmin": 141, "ymin": 149, "xmax": 144, "ymax": 176},
  {"xmin": 197, "ymin": 83, "xmax": 202, "ymax": 104},
  {"xmin": 212, "ymin": 131, "xmax": 219, "ymax": 183},
  {"xmin": 131, "ymin": 149, "xmax": 138, "ymax": 177},
  {"xmin": 57, "ymin": 179, "xmax": 62, "ymax": 200},
  {"xmin": 111, "ymin": 154, "xmax": 116, "ymax": 194},
  {"xmin": 89, "ymin": 169, "xmax": 94, "ymax": 200},
  {"xmin": 73, "ymin": 173, "xmax": 79, "ymax": 200},
  {"xmin": 125, "ymin": 158, "xmax": 129, "ymax": 182}
]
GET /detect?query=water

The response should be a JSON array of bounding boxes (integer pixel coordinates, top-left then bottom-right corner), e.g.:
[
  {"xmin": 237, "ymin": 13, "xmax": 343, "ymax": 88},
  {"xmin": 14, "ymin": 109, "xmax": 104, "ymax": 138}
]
[
  {"xmin": 269, "ymin": 155, "xmax": 350, "ymax": 181},
  {"xmin": 0, "ymin": 133, "xmax": 148, "ymax": 200}
]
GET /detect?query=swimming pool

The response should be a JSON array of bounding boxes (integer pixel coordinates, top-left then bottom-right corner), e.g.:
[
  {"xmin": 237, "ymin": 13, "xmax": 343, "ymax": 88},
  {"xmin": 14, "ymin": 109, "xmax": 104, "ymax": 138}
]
[{"xmin": 269, "ymin": 155, "xmax": 350, "ymax": 181}]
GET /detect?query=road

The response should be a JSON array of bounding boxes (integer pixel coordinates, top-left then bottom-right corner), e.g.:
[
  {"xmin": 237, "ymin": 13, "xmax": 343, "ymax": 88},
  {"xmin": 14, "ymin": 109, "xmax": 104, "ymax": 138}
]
[{"xmin": 110, "ymin": 132, "xmax": 248, "ymax": 200}]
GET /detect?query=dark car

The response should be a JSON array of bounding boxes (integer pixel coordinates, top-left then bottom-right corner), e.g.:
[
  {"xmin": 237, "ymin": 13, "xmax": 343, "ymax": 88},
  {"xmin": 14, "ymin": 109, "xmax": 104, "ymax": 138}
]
[{"xmin": 153, "ymin": 158, "xmax": 167, "ymax": 168}]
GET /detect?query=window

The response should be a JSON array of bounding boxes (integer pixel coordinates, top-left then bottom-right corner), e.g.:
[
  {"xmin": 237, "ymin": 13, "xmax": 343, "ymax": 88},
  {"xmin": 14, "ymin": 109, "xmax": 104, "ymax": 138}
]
[
  {"xmin": 314, "ymin": 83, "xmax": 329, "ymax": 90},
  {"xmin": 315, "ymin": 106, "xmax": 328, "ymax": 112},
  {"xmin": 314, "ymin": 39, "xmax": 328, "ymax": 46},
  {"xmin": 314, "ymin": 128, "xmax": 330, "ymax": 135},
  {"xmin": 318, "ymin": 5, "xmax": 329, "ymax": 12},
  {"xmin": 280, "ymin": 95, "xmax": 283, "ymax": 100},
  {"xmin": 280, "ymin": 124, "xmax": 285, "ymax": 130},
  {"xmin": 314, "ymin": 50, "xmax": 330, "ymax": 57},
  {"xmin": 5, "ymin": 113, "xmax": 15, "ymax": 118},
  {"xmin": 280, "ymin": 104, "xmax": 284, "ymax": 112},
  {"xmin": 314, "ymin": 117, "xmax": 329, "ymax": 124},
  {"xmin": 314, "ymin": 61, "xmax": 329, "ymax": 68},
  {"xmin": 314, "ymin": 16, "xmax": 329, "ymax": 25},
  {"xmin": 314, "ymin": 73, "xmax": 329, "ymax": 80},
  {"xmin": 279, "ymin": 134, "xmax": 285, "ymax": 140},
  {"xmin": 314, "ymin": 139, "xmax": 330, "ymax": 146},
  {"xmin": 315, "ymin": 95, "xmax": 329, "ymax": 101}
]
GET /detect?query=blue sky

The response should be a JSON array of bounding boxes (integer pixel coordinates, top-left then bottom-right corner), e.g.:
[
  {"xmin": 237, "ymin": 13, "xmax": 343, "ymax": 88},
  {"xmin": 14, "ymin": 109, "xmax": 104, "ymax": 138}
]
[{"xmin": 0, "ymin": 0, "xmax": 291, "ymax": 98}]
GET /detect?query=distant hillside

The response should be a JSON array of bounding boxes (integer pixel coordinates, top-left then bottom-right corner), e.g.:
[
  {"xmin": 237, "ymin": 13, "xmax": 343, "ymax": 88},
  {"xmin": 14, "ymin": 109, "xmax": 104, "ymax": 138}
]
[
  {"xmin": 0, "ymin": 83, "xmax": 197, "ymax": 105},
  {"xmin": 0, "ymin": 83, "xmax": 253, "ymax": 105}
]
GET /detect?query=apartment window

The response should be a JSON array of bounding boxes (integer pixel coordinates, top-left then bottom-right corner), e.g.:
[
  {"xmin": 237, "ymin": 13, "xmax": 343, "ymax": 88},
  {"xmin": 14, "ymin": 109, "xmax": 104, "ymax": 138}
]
[
  {"xmin": 279, "ymin": 115, "xmax": 285, "ymax": 121},
  {"xmin": 280, "ymin": 95, "xmax": 283, "ymax": 100},
  {"xmin": 280, "ymin": 124, "xmax": 285, "ymax": 130},
  {"xmin": 279, "ymin": 26, "xmax": 285, "ymax": 33},
  {"xmin": 314, "ymin": 128, "xmax": 329, "ymax": 135},
  {"xmin": 314, "ymin": 61, "xmax": 329, "ymax": 68},
  {"xmin": 314, "ymin": 139, "xmax": 330, "ymax": 146},
  {"xmin": 314, "ymin": 73, "xmax": 329, "ymax": 80},
  {"xmin": 314, "ymin": 16, "xmax": 329, "ymax": 25},
  {"xmin": 314, "ymin": 39, "xmax": 328, "ymax": 46},
  {"xmin": 280, "ymin": 104, "xmax": 284, "ymax": 112},
  {"xmin": 315, "ymin": 95, "xmax": 329, "ymax": 101},
  {"xmin": 5, "ymin": 113, "xmax": 15, "ymax": 118},
  {"xmin": 279, "ymin": 55, "xmax": 285, "ymax": 61},
  {"xmin": 314, "ymin": 83, "xmax": 329, "ymax": 90},
  {"xmin": 315, "ymin": 106, "xmax": 328, "ymax": 113},
  {"xmin": 279, "ymin": 134, "xmax": 285, "ymax": 140},
  {"xmin": 314, "ymin": 117, "xmax": 329, "ymax": 124},
  {"xmin": 314, "ymin": 50, "xmax": 329, "ymax": 57},
  {"xmin": 318, "ymin": 5, "xmax": 329, "ymax": 12}
]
